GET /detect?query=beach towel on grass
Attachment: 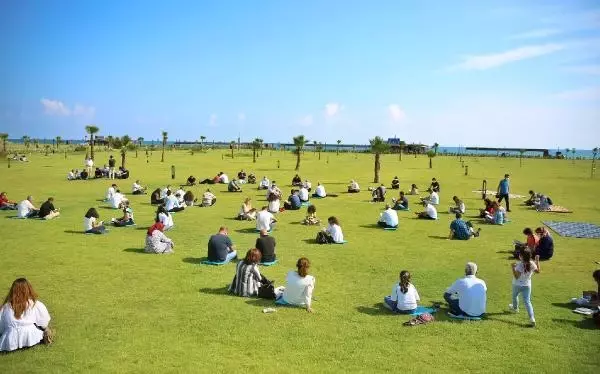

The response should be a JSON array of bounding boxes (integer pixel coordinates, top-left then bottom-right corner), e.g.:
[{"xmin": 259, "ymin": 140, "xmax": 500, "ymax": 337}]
[
  {"xmin": 201, "ymin": 260, "xmax": 228, "ymax": 266},
  {"xmin": 448, "ymin": 312, "xmax": 483, "ymax": 321},
  {"xmin": 472, "ymin": 190, "xmax": 525, "ymax": 199},
  {"xmin": 543, "ymin": 221, "xmax": 600, "ymax": 239},
  {"xmin": 539, "ymin": 205, "xmax": 572, "ymax": 213},
  {"xmin": 260, "ymin": 260, "xmax": 278, "ymax": 266}
]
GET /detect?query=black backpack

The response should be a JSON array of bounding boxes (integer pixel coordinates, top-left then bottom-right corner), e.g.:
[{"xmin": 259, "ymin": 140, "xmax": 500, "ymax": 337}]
[{"xmin": 546, "ymin": 196, "xmax": 553, "ymax": 205}]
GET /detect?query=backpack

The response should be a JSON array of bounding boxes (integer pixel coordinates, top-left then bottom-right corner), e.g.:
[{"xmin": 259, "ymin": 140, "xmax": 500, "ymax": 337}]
[
  {"xmin": 258, "ymin": 278, "xmax": 276, "ymax": 299},
  {"xmin": 316, "ymin": 231, "xmax": 330, "ymax": 244}
]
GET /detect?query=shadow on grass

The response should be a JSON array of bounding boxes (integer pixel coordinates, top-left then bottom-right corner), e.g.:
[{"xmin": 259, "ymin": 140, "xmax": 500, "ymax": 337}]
[
  {"xmin": 245, "ymin": 298, "xmax": 277, "ymax": 308},
  {"xmin": 288, "ymin": 221, "xmax": 303, "ymax": 225},
  {"xmin": 182, "ymin": 257, "xmax": 207, "ymax": 264},
  {"xmin": 98, "ymin": 206, "xmax": 117, "ymax": 210},
  {"xmin": 551, "ymin": 318, "xmax": 598, "ymax": 330},
  {"xmin": 123, "ymin": 247, "xmax": 146, "ymax": 254},
  {"xmin": 356, "ymin": 303, "xmax": 394, "ymax": 316},
  {"xmin": 302, "ymin": 238, "xmax": 317, "ymax": 244},
  {"xmin": 484, "ymin": 311, "xmax": 531, "ymax": 327},
  {"xmin": 235, "ymin": 228, "xmax": 261, "ymax": 234},
  {"xmin": 428, "ymin": 235, "xmax": 448, "ymax": 240},
  {"xmin": 359, "ymin": 224, "xmax": 380, "ymax": 229},
  {"xmin": 551, "ymin": 302, "xmax": 576, "ymax": 310},
  {"xmin": 199, "ymin": 287, "xmax": 231, "ymax": 296},
  {"xmin": 64, "ymin": 230, "xmax": 84, "ymax": 234}
]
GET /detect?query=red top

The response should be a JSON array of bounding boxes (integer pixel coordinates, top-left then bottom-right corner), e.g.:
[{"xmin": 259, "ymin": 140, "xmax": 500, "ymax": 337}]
[
  {"xmin": 526, "ymin": 234, "xmax": 539, "ymax": 249},
  {"xmin": 0, "ymin": 195, "xmax": 11, "ymax": 205}
]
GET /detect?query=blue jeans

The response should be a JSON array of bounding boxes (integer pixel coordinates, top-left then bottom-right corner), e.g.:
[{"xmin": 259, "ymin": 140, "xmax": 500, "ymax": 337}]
[
  {"xmin": 512, "ymin": 284, "xmax": 534, "ymax": 319},
  {"xmin": 383, "ymin": 296, "xmax": 417, "ymax": 314},
  {"xmin": 223, "ymin": 250, "xmax": 237, "ymax": 263},
  {"xmin": 444, "ymin": 292, "xmax": 467, "ymax": 316}
]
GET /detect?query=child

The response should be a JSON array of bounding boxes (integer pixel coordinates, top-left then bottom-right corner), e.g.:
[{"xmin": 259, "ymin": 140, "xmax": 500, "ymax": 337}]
[
  {"xmin": 302, "ymin": 204, "xmax": 320, "ymax": 225},
  {"xmin": 112, "ymin": 201, "xmax": 135, "ymax": 226},
  {"xmin": 384, "ymin": 270, "xmax": 420, "ymax": 314},
  {"xmin": 509, "ymin": 248, "xmax": 541, "ymax": 327}
]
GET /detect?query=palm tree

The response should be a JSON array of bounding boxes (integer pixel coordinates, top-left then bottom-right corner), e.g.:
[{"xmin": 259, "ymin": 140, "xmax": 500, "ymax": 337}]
[
  {"xmin": 55, "ymin": 136, "xmax": 62, "ymax": 150},
  {"xmin": 317, "ymin": 142, "xmax": 323, "ymax": 160},
  {"xmin": 591, "ymin": 147, "xmax": 598, "ymax": 178},
  {"xmin": 370, "ymin": 136, "xmax": 390, "ymax": 183},
  {"xmin": 427, "ymin": 150, "xmax": 436, "ymax": 169},
  {"xmin": 252, "ymin": 138, "xmax": 262, "ymax": 163},
  {"xmin": 293, "ymin": 135, "xmax": 308, "ymax": 171},
  {"xmin": 22, "ymin": 136, "xmax": 30, "ymax": 151},
  {"xmin": 200, "ymin": 135, "xmax": 206, "ymax": 150},
  {"xmin": 33, "ymin": 139, "xmax": 39, "ymax": 149},
  {"xmin": 519, "ymin": 149, "xmax": 526, "ymax": 167},
  {"xmin": 313, "ymin": 140, "xmax": 318, "ymax": 154},
  {"xmin": 106, "ymin": 135, "xmax": 114, "ymax": 150},
  {"xmin": 0, "ymin": 133, "xmax": 8, "ymax": 153},
  {"xmin": 120, "ymin": 135, "xmax": 131, "ymax": 168},
  {"xmin": 161, "ymin": 131, "xmax": 168, "ymax": 162},
  {"xmin": 433, "ymin": 142, "xmax": 439, "ymax": 156},
  {"xmin": 43, "ymin": 144, "xmax": 51, "ymax": 156},
  {"xmin": 399, "ymin": 140, "xmax": 406, "ymax": 161},
  {"xmin": 571, "ymin": 148, "xmax": 576, "ymax": 163},
  {"xmin": 336, "ymin": 139, "xmax": 341, "ymax": 155},
  {"xmin": 85, "ymin": 125, "xmax": 99, "ymax": 159},
  {"xmin": 137, "ymin": 137, "xmax": 144, "ymax": 147}
]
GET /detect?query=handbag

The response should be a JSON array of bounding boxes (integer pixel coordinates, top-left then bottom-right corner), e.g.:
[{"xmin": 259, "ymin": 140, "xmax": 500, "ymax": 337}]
[
  {"xmin": 258, "ymin": 278, "xmax": 276, "ymax": 299},
  {"xmin": 35, "ymin": 324, "xmax": 55, "ymax": 345}
]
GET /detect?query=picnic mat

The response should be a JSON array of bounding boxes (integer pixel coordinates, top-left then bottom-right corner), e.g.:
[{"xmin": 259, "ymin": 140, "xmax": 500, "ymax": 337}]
[
  {"xmin": 543, "ymin": 221, "xmax": 600, "ymax": 239},
  {"xmin": 540, "ymin": 205, "xmax": 572, "ymax": 213},
  {"xmin": 471, "ymin": 190, "xmax": 525, "ymax": 199}
]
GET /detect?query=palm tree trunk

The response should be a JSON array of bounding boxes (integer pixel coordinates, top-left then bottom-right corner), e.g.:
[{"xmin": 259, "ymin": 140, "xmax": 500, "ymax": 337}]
[
  {"xmin": 374, "ymin": 153, "xmax": 380, "ymax": 183},
  {"xmin": 295, "ymin": 150, "xmax": 301, "ymax": 171},
  {"xmin": 90, "ymin": 135, "xmax": 95, "ymax": 160},
  {"xmin": 429, "ymin": 158, "xmax": 432, "ymax": 169},
  {"xmin": 122, "ymin": 153, "xmax": 126, "ymax": 168},
  {"xmin": 161, "ymin": 143, "xmax": 165, "ymax": 162},
  {"xmin": 253, "ymin": 149, "xmax": 256, "ymax": 163}
]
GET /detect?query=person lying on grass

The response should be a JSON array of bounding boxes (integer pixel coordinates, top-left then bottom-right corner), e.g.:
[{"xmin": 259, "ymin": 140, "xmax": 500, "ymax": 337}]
[
  {"xmin": 84, "ymin": 208, "xmax": 106, "ymax": 234},
  {"xmin": 449, "ymin": 213, "xmax": 480, "ymax": 240},
  {"xmin": 303, "ymin": 205, "xmax": 320, "ymax": 225},
  {"xmin": 207, "ymin": 226, "xmax": 236, "ymax": 263},
  {"xmin": 111, "ymin": 201, "xmax": 135, "ymax": 227},
  {"xmin": 276, "ymin": 257, "xmax": 315, "ymax": 313},
  {"xmin": 0, "ymin": 278, "xmax": 51, "ymax": 352},
  {"xmin": 347, "ymin": 180, "xmax": 360, "ymax": 193},
  {"xmin": 391, "ymin": 176, "xmax": 400, "ymax": 190},
  {"xmin": 17, "ymin": 196, "xmax": 39, "ymax": 219},
  {"xmin": 415, "ymin": 201, "xmax": 438, "ymax": 220},
  {"xmin": 378, "ymin": 204, "xmax": 399, "ymax": 228},
  {"xmin": 449, "ymin": 196, "xmax": 466, "ymax": 214},
  {"xmin": 0, "ymin": 192, "xmax": 17, "ymax": 210},
  {"xmin": 229, "ymin": 248, "xmax": 266, "ymax": 297},
  {"xmin": 156, "ymin": 206, "xmax": 174, "ymax": 230},
  {"xmin": 391, "ymin": 191, "xmax": 409, "ymax": 210},
  {"xmin": 443, "ymin": 262, "xmax": 487, "ymax": 318},
  {"xmin": 145, "ymin": 221, "xmax": 174, "ymax": 254},
  {"xmin": 384, "ymin": 270, "xmax": 420, "ymax": 314}
]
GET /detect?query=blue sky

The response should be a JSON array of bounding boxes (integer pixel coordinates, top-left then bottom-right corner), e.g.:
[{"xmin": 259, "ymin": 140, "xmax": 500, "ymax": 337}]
[{"xmin": 1, "ymin": 0, "xmax": 599, "ymax": 147}]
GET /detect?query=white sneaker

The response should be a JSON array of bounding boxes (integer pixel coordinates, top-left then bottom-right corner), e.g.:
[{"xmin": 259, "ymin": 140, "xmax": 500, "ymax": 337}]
[
  {"xmin": 508, "ymin": 304, "xmax": 518, "ymax": 313},
  {"xmin": 530, "ymin": 319, "xmax": 536, "ymax": 327}
]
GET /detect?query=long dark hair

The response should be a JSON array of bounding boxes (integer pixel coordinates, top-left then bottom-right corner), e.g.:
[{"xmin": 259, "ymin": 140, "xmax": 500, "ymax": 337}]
[
  {"xmin": 297, "ymin": 257, "xmax": 310, "ymax": 277},
  {"xmin": 399, "ymin": 270, "xmax": 411, "ymax": 294},
  {"xmin": 521, "ymin": 248, "xmax": 533, "ymax": 273},
  {"xmin": 85, "ymin": 207, "xmax": 99, "ymax": 219},
  {"xmin": 156, "ymin": 206, "xmax": 169, "ymax": 221}
]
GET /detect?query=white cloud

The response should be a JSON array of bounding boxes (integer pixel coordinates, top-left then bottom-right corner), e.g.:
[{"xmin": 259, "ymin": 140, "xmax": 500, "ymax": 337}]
[
  {"xmin": 388, "ymin": 104, "xmax": 406, "ymax": 122},
  {"xmin": 325, "ymin": 102, "xmax": 341, "ymax": 117},
  {"xmin": 41, "ymin": 98, "xmax": 71, "ymax": 116},
  {"xmin": 510, "ymin": 28, "xmax": 562, "ymax": 39},
  {"xmin": 209, "ymin": 113, "xmax": 218, "ymax": 126},
  {"xmin": 564, "ymin": 64, "xmax": 600, "ymax": 75},
  {"xmin": 297, "ymin": 115, "xmax": 313, "ymax": 127},
  {"xmin": 451, "ymin": 43, "xmax": 564, "ymax": 70},
  {"xmin": 237, "ymin": 112, "xmax": 246, "ymax": 121},
  {"xmin": 553, "ymin": 87, "xmax": 600, "ymax": 101}
]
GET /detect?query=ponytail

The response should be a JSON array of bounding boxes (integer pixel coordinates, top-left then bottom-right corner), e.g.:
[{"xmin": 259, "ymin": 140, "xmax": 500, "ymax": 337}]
[
  {"xmin": 399, "ymin": 270, "xmax": 411, "ymax": 294},
  {"xmin": 521, "ymin": 248, "xmax": 532, "ymax": 273}
]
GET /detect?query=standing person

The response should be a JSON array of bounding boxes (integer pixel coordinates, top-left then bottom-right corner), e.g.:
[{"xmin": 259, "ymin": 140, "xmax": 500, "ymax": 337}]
[
  {"xmin": 0, "ymin": 278, "xmax": 51, "ymax": 352},
  {"xmin": 84, "ymin": 208, "xmax": 106, "ymax": 234},
  {"xmin": 497, "ymin": 174, "xmax": 511, "ymax": 212},
  {"xmin": 256, "ymin": 206, "xmax": 277, "ymax": 232},
  {"xmin": 108, "ymin": 155, "xmax": 116, "ymax": 180},
  {"xmin": 255, "ymin": 229, "xmax": 276, "ymax": 263},
  {"xmin": 443, "ymin": 262, "xmax": 487, "ymax": 318},
  {"xmin": 509, "ymin": 248, "xmax": 541, "ymax": 327},
  {"xmin": 38, "ymin": 197, "xmax": 60, "ymax": 220},
  {"xmin": 201, "ymin": 189, "xmax": 216, "ymax": 207},
  {"xmin": 383, "ymin": 270, "xmax": 421, "ymax": 314},
  {"xmin": 207, "ymin": 226, "xmax": 237, "ymax": 263},
  {"xmin": 17, "ymin": 196, "xmax": 39, "ymax": 219},
  {"xmin": 144, "ymin": 222, "xmax": 174, "ymax": 254},
  {"xmin": 229, "ymin": 248, "xmax": 264, "ymax": 297},
  {"xmin": 378, "ymin": 204, "xmax": 399, "ymax": 228},
  {"xmin": 85, "ymin": 156, "xmax": 94, "ymax": 175},
  {"xmin": 276, "ymin": 257, "xmax": 315, "ymax": 312}
]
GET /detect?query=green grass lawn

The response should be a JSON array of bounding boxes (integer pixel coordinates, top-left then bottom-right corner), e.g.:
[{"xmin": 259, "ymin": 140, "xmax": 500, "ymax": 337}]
[{"xmin": 1, "ymin": 149, "xmax": 599, "ymax": 373}]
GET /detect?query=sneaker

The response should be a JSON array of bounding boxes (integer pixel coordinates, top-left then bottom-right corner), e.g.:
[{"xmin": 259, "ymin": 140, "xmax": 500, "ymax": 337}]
[
  {"xmin": 508, "ymin": 304, "xmax": 518, "ymax": 313},
  {"xmin": 530, "ymin": 320, "xmax": 536, "ymax": 327}
]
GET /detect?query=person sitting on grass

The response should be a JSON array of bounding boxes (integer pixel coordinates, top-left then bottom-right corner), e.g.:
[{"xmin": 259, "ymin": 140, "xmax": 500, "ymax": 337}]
[
  {"xmin": 132, "ymin": 180, "xmax": 146, "ymax": 195},
  {"xmin": 229, "ymin": 248, "xmax": 265, "ymax": 297},
  {"xmin": 110, "ymin": 189, "xmax": 128, "ymax": 210},
  {"xmin": 371, "ymin": 184, "xmax": 386, "ymax": 202},
  {"xmin": 267, "ymin": 192, "xmax": 281, "ymax": 213},
  {"xmin": 313, "ymin": 182, "xmax": 327, "ymax": 198},
  {"xmin": 38, "ymin": 197, "xmax": 60, "ymax": 220},
  {"xmin": 256, "ymin": 229, "xmax": 276, "ymax": 263},
  {"xmin": 144, "ymin": 221, "xmax": 174, "ymax": 254},
  {"xmin": 582, "ymin": 270, "xmax": 600, "ymax": 307},
  {"xmin": 150, "ymin": 188, "xmax": 164, "ymax": 205},
  {"xmin": 218, "ymin": 172, "xmax": 229, "ymax": 184},
  {"xmin": 0, "ymin": 278, "xmax": 51, "ymax": 352},
  {"xmin": 111, "ymin": 201, "xmax": 135, "ymax": 226},
  {"xmin": 207, "ymin": 226, "xmax": 237, "ymax": 263},
  {"xmin": 409, "ymin": 184, "xmax": 419, "ymax": 195},
  {"xmin": 247, "ymin": 173, "xmax": 256, "ymax": 184},
  {"xmin": 513, "ymin": 228, "xmax": 538, "ymax": 259},
  {"xmin": 84, "ymin": 208, "xmax": 106, "ymax": 234},
  {"xmin": 479, "ymin": 198, "xmax": 494, "ymax": 218},
  {"xmin": 0, "ymin": 192, "xmax": 17, "ymax": 210},
  {"xmin": 276, "ymin": 257, "xmax": 315, "ymax": 313},
  {"xmin": 534, "ymin": 227, "xmax": 554, "ymax": 260},
  {"xmin": 186, "ymin": 175, "xmax": 197, "ymax": 186},
  {"xmin": 449, "ymin": 213, "xmax": 480, "ymax": 240},
  {"xmin": 303, "ymin": 179, "xmax": 312, "ymax": 192},
  {"xmin": 321, "ymin": 216, "xmax": 344, "ymax": 243},
  {"xmin": 524, "ymin": 190, "xmax": 540, "ymax": 206},
  {"xmin": 509, "ymin": 248, "xmax": 540, "ymax": 327},
  {"xmin": 106, "ymin": 184, "xmax": 117, "ymax": 202},
  {"xmin": 267, "ymin": 182, "xmax": 282, "ymax": 199},
  {"xmin": 415, "ymin": 201, "xmax": 438, "ymax": 220},
  {"xmin": 449, "ymin": 196, "xmax": 466, "ymax": 214},
  {"xmin": 67, "ymin": 169, "xmax": 77, "ymax": 180},
  {"xmin": 429, "ymin": 178, "xmax": 441, "ymax": 193},
  {"xmin": 384, "ymin": 270, "xmax": 420, "ymax": 314},
  {"xmin": 175, "ymin": 188, "xmax": 186, "ymax": 204},
  {"xmin": 156, "ymin": 206, "xmax": 174, "ymax": 230},
  {"xmin": 228, "ymin": 178, "xmax": 242, "ymax": 192},
  {"xmin": 237, "ymin": 170, "xmax": 247, "ymax": 184},
  {"xmin": 256, "ymin": 206, "xmax": 277, "ymax": 232},
  {"xmin": 484, "ymin": 202, "xmax": 505, "ymax": 225},
  {"xmin": 164, "ymin": 190, "xmax": 184, "ymax": 212},
  {"xmin": 303, "ymin": 205, "xmax": 320, "ymax": 225},
  {"xmin": 534, "ymin": 195, "xmax": 553, "ymax": 211},
  {"xmin": 291, "ymin": 174, "xmax": 302, "ymax": 187},
  {"xmin": 378, "ymin": 204, "xmax": 399, "ymax": 229},
  {"xmin": 183, "ymin": 190, "xmax": 196, "ymax": 206},
  {"xmin": 391, "ymin": 191, "xmax": 409, "ymax": 210},
  {"xmin": 348, "ymin": 180, "xmax": 360, "ymax": 193},
  {"xmin": 298, "ymin": 185, "xmax": 310, "ymax": 202},
  {"xmin": 17, "ymin": 196, "xmax": 39, "ymax": 219},
  {"xmin": 201, "ymin": 189, "xmax": 216, "ymax": 207},
  {"xmin": 391, "ymin": 176, "xmax": 400, "ymax": 190},
  {"xmin": 444, "ymin": 262, "xmax": 487, "ymax": 318},
  {"xmin": 283, "ymin": 190, "xmax": 302, "ymax": 210},
  {"xmin": 238, "ymin": 197, "xmax": 257, "ymax": 221},
  {"xmin": 420, "ymin": 188, "xmax": 439, "ymax": 205},
  {"xmin": 258, "ymin": 176, "xmax": 270, "ymax": 190}
]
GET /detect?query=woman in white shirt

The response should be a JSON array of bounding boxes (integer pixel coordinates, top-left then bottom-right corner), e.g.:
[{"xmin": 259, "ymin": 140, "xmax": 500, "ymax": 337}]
[
  {"xmin": 449, "ymin": 196, "xmax": 466, "ymax": 214},
  {"xmin": 313, "ymin": 183, "xmax": 326, "ymax": 198},
  {"xmin": 276, "ymin": 258, "xmax": 315, "ymax": 312},
  {"xmin": 0, "ymin": 278, "xmax": 51, "ymax": 352},
  {"xmin": 156, "ymin": 206, "xmax": 174, "ymax": 230},
  {"xmin": 238, "ymin": 197, "xmax": 257, "ymax": 220},
  {"xmin": 84, "ymin": 208, "xmax": 106, "ymax": 234},
  {"xmin": 324, "ymin": 216, "xmax": 344, "ymax": 243},
  {"xmin": 384, "ymin": 270, "xmax": 420, "ymax": 314},
  {"xmin": 267, "ymin": 192, "xmax": 280, "ymax": 213}
]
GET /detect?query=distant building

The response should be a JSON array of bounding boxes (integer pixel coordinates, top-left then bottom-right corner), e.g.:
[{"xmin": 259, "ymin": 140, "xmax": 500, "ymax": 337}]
[{"xmin": 387, "ymin": 138, "xmax": 428, "ymax": 154}]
